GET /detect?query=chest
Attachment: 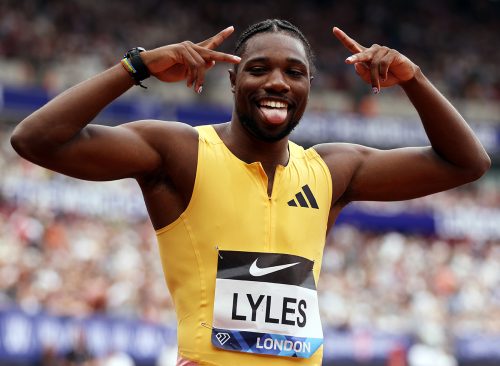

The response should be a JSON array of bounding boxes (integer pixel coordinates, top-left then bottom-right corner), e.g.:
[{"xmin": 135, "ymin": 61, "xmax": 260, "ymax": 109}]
[{"xmin": 190, "ymin": 157, "xmax": 330, "ymax": 257}]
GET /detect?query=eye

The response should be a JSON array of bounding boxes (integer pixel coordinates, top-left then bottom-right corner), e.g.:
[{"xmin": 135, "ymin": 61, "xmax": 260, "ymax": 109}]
[
  {"xmin": 248, "ymin": 66, "xmax": 267, "ymax": 74},
  {"xmin": 287, "ymin": 68, "xmax": 305, "ymax": 77}
]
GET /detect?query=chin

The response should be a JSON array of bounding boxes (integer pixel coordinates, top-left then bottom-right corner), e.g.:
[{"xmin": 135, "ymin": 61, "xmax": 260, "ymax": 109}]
[{"xmin": 239, "ymin": 113, "xmax": 300, "ymax": 143}]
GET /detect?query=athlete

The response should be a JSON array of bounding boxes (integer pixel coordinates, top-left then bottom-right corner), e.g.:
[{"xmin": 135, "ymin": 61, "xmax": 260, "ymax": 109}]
[{"xmin": 11, "ymin": 19, "xmax": 490, "ymax": 366}]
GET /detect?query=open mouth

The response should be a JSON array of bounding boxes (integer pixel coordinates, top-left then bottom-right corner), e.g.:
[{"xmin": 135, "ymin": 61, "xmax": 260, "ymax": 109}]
[{"xmin": 257, "ymin": 99, "xmax": 289, "ymax": 125}]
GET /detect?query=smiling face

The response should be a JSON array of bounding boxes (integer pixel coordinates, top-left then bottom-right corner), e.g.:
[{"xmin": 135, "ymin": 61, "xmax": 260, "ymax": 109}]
[{"xmin": 230, "ymin": 32, "xmax": 312, "ymax": 142}]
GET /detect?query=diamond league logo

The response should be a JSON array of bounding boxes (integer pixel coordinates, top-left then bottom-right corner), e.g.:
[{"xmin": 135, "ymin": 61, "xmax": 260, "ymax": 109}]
[{"xmin": 216, "ymin": 332, "xmax": 230, "ymax": 345}]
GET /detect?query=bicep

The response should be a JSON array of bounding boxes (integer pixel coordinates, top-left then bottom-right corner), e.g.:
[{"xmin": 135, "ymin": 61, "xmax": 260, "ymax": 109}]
[
  {"xmin": 343, "ymin": 145, "xmax": 473, "ymax": 202},
  {"xmin": 33, "ymin": 122, "xmax": 163, "ymax": 181},
  {"xmin": 316, "ymin": 143, "xmax": 475, "ymax": 204}
]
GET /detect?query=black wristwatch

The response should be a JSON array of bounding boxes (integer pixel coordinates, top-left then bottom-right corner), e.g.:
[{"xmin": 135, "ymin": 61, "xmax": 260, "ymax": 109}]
[{"xmin": 121, "ymin": 47, "xmax": 150, "ymax": 87}]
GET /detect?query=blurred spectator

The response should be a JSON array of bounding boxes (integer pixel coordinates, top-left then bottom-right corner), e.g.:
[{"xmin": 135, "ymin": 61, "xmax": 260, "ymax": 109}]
[
  {"xmin": 0, "ymin": 0, "xmax": 499, "ymax": 105},
  {"xmin": 101, "ymin": 351, "xmax": 135, "ymax": 366},
  {"xmin": 408, "ymin": 342, "xmax": 457, "ymax": 366},
  {"xmin": 38, "ymin": 345, "xmax": 62, "ymax": 366},
  {"xmin": 63, "ymin": 328, "xmax": 96, "ymax": 366},
  {"xmin": 156, "ymin": 346, "xmax": 178, "ymax": 366},
  {"xmin": 1, "ymin": 124, "xmax": 499, "ymax": 364},
  {"xmin": 1, "ymin": 2, "xmax": 498, "ymax": 363}
]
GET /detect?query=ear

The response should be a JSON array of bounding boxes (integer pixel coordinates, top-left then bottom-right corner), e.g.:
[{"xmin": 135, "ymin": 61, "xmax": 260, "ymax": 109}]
[{"xmin": 228, "ymin": 69, "xmax": 236, "ymax": 93}]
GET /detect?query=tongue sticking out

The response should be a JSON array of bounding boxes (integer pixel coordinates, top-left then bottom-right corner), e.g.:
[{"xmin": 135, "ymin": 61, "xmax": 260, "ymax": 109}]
[{"xmin": 260, "ymin": 107, "xmax": 288, "ymax": 125}]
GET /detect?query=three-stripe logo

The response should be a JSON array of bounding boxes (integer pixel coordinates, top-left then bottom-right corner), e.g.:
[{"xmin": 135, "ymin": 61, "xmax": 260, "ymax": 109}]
[{"xmin": 287, "ymin": 184, "xmax": 319, "ymax": 209}]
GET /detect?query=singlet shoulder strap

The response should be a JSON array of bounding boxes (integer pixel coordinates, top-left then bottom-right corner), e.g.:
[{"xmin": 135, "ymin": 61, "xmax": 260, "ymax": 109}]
[
  {"xmin": 195, "ymin": 125, "xmax": 223, "ymax": 145},
  {"xmin": 288, "ymin": 140, "xmax": 305, "ymax": 160}
]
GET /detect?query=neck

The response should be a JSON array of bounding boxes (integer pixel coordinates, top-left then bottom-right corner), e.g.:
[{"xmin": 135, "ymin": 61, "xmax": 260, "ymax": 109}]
[{"xmin": 217, "ymin": 120, "xmax": 290, "ymax": 168}]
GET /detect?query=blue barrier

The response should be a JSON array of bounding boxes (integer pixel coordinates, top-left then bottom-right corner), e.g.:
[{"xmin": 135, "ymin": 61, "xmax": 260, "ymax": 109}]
[
  {"xmin": 0, "ymin": 308, "xmax": 176, "ymax": 364},
  {"xmin": 2, "ymin": 85, "xmax": 499, "ymax": 154},
  {"xmin": 455, "ymin": 334, "xmax": 500, "ymax": 362},
  {"xmin": 2, "ymin": 172, "xmax": 500, "ymax": 238},
  {"xmin": 337, "ymin": 207, "xmax": 435, "ymax": 235},
  {"xmin": 2, "ymin": 309, "xmax": 499, "ymax": 364},
  {"xmin": 0, "ymin": 308, "xmax": 410, "ymax": 364}
]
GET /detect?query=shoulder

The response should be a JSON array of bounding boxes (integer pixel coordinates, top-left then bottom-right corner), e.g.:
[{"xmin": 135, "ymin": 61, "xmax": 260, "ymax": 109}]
[
  {"xmin": 120, "ymin": 120, "xmax": 201, "ymax": 176},
  {"xmin": 122, "ymin": 119, "xmax": 199, "ymax": 156},
  {"xmin": 312, "ymin": 142, "xmax": 372, "ymax": 168},
  {"xmin": 120, "ymin": 119, "xmax": 199, "ymax": 144},
  {"xmin": 311, "ymin": 142, "xmax": 374, "ymax": 205}
]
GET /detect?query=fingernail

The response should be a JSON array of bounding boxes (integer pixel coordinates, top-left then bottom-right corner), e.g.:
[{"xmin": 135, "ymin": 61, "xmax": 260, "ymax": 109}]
[
  {"xmin": 372, "ymin": 87, "xmax": 379, "ymax": 94},
  {"xmin": 197, "ymin": 86, "xmax": 203, "ymax": 94},
  {"xmin": 225, "ymin": 26, "xmax": 234, "ymax": 31},
  {"xmin": 346, "ymin": 56, "xmax": 355, "ymax": 62},
  {"xmin": 233, "ymin": 56, "xmax": 241, "ymax": 62}
]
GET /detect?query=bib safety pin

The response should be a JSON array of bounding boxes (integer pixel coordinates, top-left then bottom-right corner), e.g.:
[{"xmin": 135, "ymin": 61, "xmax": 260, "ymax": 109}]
[{"xmin": 215, "ymin": 245, "xmax": 223, "ymax": 259}]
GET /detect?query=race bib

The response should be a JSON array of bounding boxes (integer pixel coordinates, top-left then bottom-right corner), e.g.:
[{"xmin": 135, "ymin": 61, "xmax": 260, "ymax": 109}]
[{"xmin": 211, "ymin": 250, "xmax": 323, "ymax": 358}]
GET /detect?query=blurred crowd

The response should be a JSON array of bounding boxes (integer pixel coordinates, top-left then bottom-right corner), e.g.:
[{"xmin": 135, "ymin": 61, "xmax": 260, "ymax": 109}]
[
  {"xmin": 0, "ymin": 133, "xmax": 173, "ymax": 325},
  {"xmin": 0, "ymin": 0, "xmax": 499, "ymax": 103},
  {"xmin": 320, "ymin": 227, "xmax": 500, "ymax": 341},
  {"xmin": 1, "ymin": 124, "xmax": 499, "ymax": 366},
  {"xmin": 1, "ymin": 2, "xmax": 499, "ymax": 364}
]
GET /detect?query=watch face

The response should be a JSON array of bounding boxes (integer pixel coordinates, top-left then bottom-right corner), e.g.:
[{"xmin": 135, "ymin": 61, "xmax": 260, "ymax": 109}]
[{"xmin": 126, "ymin": 47, "xmax": 145, "ymax": 57}]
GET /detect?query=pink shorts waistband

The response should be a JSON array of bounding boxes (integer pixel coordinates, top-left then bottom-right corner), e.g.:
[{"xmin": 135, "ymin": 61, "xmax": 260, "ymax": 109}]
[{"xmin": 177, "ymin": 356, "xmax": 199, "ymax": 366}]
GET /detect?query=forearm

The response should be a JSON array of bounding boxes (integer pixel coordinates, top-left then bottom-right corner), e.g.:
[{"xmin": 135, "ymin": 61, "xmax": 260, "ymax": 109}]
[
  {"xmin": 11, "ymin": 64, "xmax": 134, "ymax": 156},
  {"xmin": 401, "ymin": 68, "xmax": 491, "ymax": 175}
]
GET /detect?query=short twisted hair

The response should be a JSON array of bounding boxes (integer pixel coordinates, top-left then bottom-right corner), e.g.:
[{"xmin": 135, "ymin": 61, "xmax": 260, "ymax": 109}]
[{"xmin": 233, "ymin": 19, "xmax": 315, "ymax": 74}]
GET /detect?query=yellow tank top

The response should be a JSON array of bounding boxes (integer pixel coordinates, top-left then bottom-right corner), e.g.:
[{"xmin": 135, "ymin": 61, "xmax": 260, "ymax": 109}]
[{"xmin": 156, "ymin": 125, "xmax": 332, "ymax": 365}]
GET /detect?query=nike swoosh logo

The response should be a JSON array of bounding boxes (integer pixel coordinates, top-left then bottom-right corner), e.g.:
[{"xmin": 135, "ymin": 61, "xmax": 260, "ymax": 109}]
[{"xmin": 249, "ymin": 259, "xmax": 300, "ymax": 277}]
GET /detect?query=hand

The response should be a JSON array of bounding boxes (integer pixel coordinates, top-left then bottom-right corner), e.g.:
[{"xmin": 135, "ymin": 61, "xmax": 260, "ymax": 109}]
[
  {"xmin": 141, "ymin": 26, "xmax": 241, "ymax": 93},
  {"xmin": 333, "ymin": 27, "xmax": 418, "ymax": 93}
]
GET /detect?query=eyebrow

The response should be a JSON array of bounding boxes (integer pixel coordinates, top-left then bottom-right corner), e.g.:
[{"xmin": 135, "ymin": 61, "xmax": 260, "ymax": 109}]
[{"xmin": 245, "ymin": 56, "xmax": 308, "ymax": 67}]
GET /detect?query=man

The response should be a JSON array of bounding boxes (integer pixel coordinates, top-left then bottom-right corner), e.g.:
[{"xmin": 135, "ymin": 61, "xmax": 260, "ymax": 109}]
[{"xmin": 11, "ymin": 19, "xmax": 490, "ymax": 366}]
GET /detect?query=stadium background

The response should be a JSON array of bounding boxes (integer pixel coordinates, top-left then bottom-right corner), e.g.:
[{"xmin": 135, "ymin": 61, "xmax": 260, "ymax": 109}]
[{"xmin": 0, "ymin": 0, "xmax": 499, "ymax": 365}]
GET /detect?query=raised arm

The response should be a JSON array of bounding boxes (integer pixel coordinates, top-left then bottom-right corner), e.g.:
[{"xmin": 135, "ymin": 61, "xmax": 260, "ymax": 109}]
[
  {"xmin": 315, "ymin": 27, "xmax": 491, "ymax": 205},
  {"xmin": 10, "ymin": 26, "xmax": 241, "ymax": 181}
]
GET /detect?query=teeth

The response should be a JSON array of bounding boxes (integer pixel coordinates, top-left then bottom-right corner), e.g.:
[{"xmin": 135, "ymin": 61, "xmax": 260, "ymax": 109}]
[{"xmin": 260, "ymin": 100, "xmax": 287, "ymax": 109}]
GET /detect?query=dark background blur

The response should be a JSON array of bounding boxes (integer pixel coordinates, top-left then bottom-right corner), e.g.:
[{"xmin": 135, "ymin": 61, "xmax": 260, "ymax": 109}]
[{"xmin": 1, "ymin": 1, "xmax": 499, "ymax": 365}]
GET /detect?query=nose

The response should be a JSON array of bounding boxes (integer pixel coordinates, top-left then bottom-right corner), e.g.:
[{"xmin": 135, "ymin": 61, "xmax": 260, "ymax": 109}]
[{"xmin": 263, "ymin": 69, "xmax": 290, "ymax": 93}]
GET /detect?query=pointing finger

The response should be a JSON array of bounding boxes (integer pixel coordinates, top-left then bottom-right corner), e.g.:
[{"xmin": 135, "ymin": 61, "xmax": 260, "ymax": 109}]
[
  {"xmin": 344, "ymin": 50, "xmax": 374, "ymax": 64},
  {"xmin": 198, "ymin": 26, "xmax": 235, "ymax": 49},
  {"xmin": 196, "ymin": 46, "xmax": 241, "ymax": 64},
  {"xmin": 332, "ymin": 27, "xmax": 365, "ymax": 54}
]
